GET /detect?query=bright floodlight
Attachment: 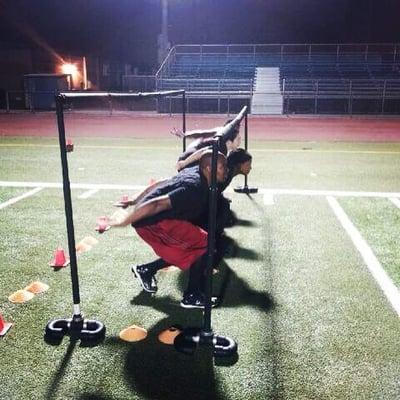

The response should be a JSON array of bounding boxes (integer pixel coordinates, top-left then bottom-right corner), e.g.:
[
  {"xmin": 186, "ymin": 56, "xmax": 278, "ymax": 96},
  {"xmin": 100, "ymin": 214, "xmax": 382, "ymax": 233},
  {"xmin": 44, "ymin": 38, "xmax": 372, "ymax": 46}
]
[{"xmin": 61, "ymin": 63, "xmax": 78, "ymax": 75}]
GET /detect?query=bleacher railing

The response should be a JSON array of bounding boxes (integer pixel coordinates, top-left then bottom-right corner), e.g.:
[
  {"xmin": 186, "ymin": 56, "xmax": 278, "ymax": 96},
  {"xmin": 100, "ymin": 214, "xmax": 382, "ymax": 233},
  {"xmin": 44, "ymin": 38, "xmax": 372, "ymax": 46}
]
[{"xmin": 171, "ymin": 43, "xmax": 400, "ymax": 64}]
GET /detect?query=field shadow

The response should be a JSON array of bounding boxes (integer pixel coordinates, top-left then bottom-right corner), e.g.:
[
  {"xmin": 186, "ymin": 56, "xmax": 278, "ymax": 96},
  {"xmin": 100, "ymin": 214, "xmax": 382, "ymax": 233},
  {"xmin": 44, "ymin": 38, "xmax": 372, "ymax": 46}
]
[
  {"xmin": 44, "ymin": 339, "xmax": 77, "ymax": 400},
  {"xmin": 124, "ymin": 293, "xmax": 225, "ymax": 400}
]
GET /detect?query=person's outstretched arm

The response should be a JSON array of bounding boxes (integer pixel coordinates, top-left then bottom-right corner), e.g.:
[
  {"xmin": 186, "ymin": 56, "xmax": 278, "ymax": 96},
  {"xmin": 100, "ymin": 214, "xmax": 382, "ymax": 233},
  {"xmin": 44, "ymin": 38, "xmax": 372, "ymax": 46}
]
[
  {"xmin": 176, "ymin": 147, "xmax": 210, "ymax": 171},
  {"xmin": 171, "ymin": 126, "xmax": 220, "ymax": 139},
  {"xmin": 110, "ymin": 195, "xmax": 172, "ymax": 227}
]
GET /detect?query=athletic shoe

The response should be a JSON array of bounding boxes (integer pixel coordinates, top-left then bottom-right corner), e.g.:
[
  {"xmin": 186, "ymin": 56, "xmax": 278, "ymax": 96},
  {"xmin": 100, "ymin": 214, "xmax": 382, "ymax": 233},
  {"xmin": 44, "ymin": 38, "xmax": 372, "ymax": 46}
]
[
  {"xmin": 131, "ymin": 265, "xmax": 158, "ymax": 293},
  {"xmin": 180, "ymin": 292, "xmax": 218, "ymax": 309}
]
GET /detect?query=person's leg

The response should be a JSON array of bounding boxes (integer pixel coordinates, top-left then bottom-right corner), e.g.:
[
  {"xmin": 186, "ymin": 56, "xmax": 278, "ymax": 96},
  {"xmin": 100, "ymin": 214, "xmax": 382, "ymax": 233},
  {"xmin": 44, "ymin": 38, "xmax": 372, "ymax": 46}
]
[
  {"xmin": 132, "ymin": 258, "xmax": 168, "ymax": 293},
  {"xmin": 181, "ymin": 254, "xmax": 218, "ymax": 309}
]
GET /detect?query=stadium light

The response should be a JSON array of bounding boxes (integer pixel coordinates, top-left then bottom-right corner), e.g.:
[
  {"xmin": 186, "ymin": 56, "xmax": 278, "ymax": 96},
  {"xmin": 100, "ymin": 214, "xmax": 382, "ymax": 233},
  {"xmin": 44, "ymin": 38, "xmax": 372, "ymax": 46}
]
[{"xmin": 61, "ymin": 63, "xmax": 78, "ymax": 76}]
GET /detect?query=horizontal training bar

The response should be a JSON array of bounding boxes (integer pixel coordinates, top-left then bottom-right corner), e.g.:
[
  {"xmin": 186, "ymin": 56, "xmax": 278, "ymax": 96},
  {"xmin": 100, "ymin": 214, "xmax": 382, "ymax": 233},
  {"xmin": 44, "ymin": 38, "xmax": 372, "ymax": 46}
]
[{"xmin": 58, "ymin": 90, "xmax": 185, "ymax": 100}]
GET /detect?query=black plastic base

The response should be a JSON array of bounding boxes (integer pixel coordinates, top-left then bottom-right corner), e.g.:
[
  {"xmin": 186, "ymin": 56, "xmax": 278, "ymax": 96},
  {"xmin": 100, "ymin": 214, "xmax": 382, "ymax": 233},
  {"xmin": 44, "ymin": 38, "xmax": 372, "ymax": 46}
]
[
  {"xmin": 44, "ymin": 315, "xmax": 105, "ymax": 346},
  {"xmin": 174, "ymin": 327, "xmax": 237, "ymax": 358},
  {"xmin": 234, "ymin": 186, "xmax": 258, "ymax": 194}
]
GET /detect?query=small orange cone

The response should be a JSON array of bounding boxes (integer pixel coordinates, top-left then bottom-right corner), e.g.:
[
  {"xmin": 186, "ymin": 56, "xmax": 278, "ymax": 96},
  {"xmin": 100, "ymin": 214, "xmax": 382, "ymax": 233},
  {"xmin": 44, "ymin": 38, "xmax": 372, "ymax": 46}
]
[
  {"xmin": 49, "ymin": 248, "xmax": 70, "ymax": 268},
  {"xmin": 66, "ymin": 138, "xmax": 74, "ymax": 152},
  {"xmin": 119, "ymin": 325, "xmax": 147, "ymax": 342},
  {"xmin": 0, "ymin": 314, "xmax": 12, "ymax": 337},
  {"xmin": 8, "ymin": 289, "xmax": 34, "ymax": 304},
  {"xmin": 158, "ymin": 326, "xmax": 182, "ymax": 345},
  {"xmin": 24, "ymin": 281, "xmax": 49, "ymax": 294}
]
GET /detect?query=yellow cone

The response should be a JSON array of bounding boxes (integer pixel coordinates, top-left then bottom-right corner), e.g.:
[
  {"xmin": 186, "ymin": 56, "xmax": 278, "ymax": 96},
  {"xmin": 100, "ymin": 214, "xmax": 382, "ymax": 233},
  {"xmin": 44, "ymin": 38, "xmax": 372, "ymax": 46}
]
[
  {"xmin": 24, "ymin": 281, "xmax": 49, "ymax": 294},
  {"xmin": 8, "ymin": 289, "xmax": 34, "ymax": 304},
  {"xmin": 158, "ymin": 326, "xmax": 182, "ymax": 345},
  {"xmin": 119, "ymin": 325, "xmax": 147, "ymax": 342}
]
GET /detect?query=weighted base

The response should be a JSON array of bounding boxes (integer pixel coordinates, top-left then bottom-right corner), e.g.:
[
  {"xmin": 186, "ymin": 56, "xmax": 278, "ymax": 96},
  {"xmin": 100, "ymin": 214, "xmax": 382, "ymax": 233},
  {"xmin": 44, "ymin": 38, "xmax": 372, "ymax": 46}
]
[
  {"xmin": 234, "ymin": 186, "xmax": 258, "ymax": 194},
  {"xmin": 44, "ymin": 314, "xmax": 105, "ymax": 346},
  {"xmin": 174, "ymin": 327, "xmax": 237, "ymax": 358}
]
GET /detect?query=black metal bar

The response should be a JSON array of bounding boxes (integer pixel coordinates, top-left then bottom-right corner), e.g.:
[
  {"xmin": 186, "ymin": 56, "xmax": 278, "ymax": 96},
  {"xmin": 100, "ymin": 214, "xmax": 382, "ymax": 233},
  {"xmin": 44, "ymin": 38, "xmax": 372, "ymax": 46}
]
[
  {"xmin": 243, "ymin": 111, "xmax": 249, "ymax": 188},
  {"xmin": 183, "ymin": 91, "xmax": 187, "ymax": 152},
  {"xmin": 55, "ymin": 95, "xmax": 80, "ymax": 309},
  {"xmin": 202, "ymin": 138, "xmax": 219, "ymax": 334}
]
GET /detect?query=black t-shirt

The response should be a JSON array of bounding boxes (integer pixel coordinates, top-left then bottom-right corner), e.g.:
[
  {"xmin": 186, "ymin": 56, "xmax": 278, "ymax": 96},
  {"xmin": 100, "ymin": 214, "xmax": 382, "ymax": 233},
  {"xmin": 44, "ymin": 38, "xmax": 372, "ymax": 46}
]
[{"xmin": 133, "ymin": 166, "xmax": 209, "ymax": 228}]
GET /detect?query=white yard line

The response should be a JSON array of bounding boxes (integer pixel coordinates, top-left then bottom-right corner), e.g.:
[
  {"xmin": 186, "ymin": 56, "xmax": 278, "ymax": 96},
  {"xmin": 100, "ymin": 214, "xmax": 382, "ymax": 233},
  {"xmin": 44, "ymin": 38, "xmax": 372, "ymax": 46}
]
[
  {"xmin": 78, "ymin": 189, "xmax": 99, "ymax": 199},
  {"xmin": 1, "ymin": 181, "xmax": 400, "ymax": 199},
  {"xmin": 263, "ymin": 193, "xmax": 275, "ymax": 205},
  {"xmin": 389, "ymin": 197, "xmax": 400, "ymax": 209},
  {"xmin": 327, "ymin": 196, "xmax": 400, "ymax": 317},
  {"xmin": 0, "ymin": 187, "xmax": 43, "ymax": 210}
]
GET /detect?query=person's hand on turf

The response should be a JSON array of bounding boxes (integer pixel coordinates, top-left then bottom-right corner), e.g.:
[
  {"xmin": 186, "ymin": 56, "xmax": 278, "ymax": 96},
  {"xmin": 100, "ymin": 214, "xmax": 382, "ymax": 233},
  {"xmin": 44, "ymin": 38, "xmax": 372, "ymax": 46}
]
[{"xmin": 95, "ymin": 216, "xmax": 110, "ymax": 233}]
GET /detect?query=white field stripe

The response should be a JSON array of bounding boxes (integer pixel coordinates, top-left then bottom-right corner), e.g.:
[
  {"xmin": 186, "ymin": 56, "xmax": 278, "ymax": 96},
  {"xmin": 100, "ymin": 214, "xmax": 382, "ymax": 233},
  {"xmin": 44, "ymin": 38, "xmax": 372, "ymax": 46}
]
[
  {"xmin": 78, "ymin": 189, "xmax": 99, "ymax": 199},
  {"xmin": 0, "ymin": 187, "xmax": 43, "ymax": 210},
  {"xmin": 263, "ymin": 193, "xmax": 275, "ymax": 205},
  {"xmin": 1, "ymin": 181, "xmax": 400, "ymax": 199},
  {"xmin": 389, "ymin": 197, "xmax": 400, "ymax": 209},
  {"xmin": 327, "ymin": 196, "xmax": 400, "ymax": 316}
]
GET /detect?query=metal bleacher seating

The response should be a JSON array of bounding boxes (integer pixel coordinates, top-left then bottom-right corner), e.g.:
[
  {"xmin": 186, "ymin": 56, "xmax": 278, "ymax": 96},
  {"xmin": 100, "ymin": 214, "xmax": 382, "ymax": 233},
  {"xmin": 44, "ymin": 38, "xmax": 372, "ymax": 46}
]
[{"xmin": 132, "ymin": 43, "xmax": 400, "ymax": 113}]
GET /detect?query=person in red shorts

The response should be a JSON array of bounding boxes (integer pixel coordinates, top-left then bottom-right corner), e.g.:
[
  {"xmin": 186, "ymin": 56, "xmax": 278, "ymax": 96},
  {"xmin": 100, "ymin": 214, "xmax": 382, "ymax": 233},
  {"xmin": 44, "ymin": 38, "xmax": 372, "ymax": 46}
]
[{"xmin": 108, "ymin": 151, "xmax": 227, "ymax": 309}]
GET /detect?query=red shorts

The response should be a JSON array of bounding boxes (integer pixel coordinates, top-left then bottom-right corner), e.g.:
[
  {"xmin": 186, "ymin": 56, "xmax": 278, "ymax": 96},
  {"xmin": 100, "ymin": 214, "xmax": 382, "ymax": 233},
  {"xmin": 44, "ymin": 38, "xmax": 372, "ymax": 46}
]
[{"xmin": 135, "ymin": 219, "xmax": 208, "ymax": 270}]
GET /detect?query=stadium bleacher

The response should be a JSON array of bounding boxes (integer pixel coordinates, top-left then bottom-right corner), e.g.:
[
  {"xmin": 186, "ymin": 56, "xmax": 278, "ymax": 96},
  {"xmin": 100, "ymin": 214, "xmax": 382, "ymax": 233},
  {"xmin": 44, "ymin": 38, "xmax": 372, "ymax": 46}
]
[{"xmin": 123, "ymin": 44, "xmax": 400, "ymax": 114}]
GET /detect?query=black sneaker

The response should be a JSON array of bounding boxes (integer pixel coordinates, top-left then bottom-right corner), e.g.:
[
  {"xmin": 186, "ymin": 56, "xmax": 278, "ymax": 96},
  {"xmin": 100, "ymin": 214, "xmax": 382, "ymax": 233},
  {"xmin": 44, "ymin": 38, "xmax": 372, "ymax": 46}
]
[
  {"xmin": 131, "ymin": 265, "xmax": 158, "ymax": 293},
  {"xmin": 180, "ymin": 292, "xmax": 218, "ymax": 309}
]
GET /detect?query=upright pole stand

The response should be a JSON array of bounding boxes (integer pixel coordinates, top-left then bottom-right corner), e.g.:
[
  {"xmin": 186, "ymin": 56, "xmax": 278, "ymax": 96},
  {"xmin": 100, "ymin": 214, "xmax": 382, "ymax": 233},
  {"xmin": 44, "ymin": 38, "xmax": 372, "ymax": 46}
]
[
  {"xmin": 234, "ymin": 185, "xmax": 258, "ymax": 194},
  {"xmin": 173, "ymin": 138, "xmax": 238, "ymax": 360},
  {"xmin": 174, "ymin": 327, "xmax": 237, "ymax": 358},
  {"xmin": 45, "ymin": 313, "xmax": 105, "ymax": 346}
]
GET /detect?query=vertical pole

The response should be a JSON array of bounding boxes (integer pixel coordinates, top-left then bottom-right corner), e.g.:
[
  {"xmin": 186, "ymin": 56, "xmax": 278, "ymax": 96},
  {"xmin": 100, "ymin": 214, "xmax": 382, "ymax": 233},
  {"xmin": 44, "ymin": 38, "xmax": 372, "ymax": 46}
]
[
  {"xmin": 182, "ymin": 91, "xmax": 186, "ymax": 152},
  {"xmin": 5, "ymin": 91, "xmax": 10, "ymax": 113},
  {"xmin": 55, "ymin": 96, "xmax": 81, "ymax": 315},
  {"xmin": 82, "ymin": 56, "xmax": 88, "ymax": 90},
  {"xmin": 202, "ymin": 138, "xmax": 219, "ymax": 335},
  {"xmin": 244, "ymin": 110, "xmax": 248, "ymax": 188}
]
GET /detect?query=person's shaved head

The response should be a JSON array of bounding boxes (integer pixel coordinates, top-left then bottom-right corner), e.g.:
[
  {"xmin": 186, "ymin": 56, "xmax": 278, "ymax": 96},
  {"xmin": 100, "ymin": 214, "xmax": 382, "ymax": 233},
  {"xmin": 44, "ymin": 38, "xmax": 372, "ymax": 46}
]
[{"xmin": 199, "ymin": 150, "xmax": 227, "ymax": 184}]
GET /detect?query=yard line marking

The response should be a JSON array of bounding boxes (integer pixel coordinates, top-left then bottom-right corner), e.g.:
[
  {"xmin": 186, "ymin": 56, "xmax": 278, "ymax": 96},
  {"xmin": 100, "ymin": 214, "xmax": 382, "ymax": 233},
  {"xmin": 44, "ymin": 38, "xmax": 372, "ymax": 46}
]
[
  {"xmin": 389, "ymin": 197, "xmax": 400, "ymax": 209},
  {"xmin": 263, "ymin": 193, "xmax": 275, "ymax": 205},
  {"xmin": 327, "ymin": 196, "xmax": 400, "ymax": 317},
  {"xmin": 0, "ymin": 187, "xmax": 43, "ymax": 210},
  {"xmin": 78, "ymin": 189, "xmax": 99, "ymax": 199},
  {"xmin": 1, "ymin": 181, "xmax": 400, "ymax": 198}
]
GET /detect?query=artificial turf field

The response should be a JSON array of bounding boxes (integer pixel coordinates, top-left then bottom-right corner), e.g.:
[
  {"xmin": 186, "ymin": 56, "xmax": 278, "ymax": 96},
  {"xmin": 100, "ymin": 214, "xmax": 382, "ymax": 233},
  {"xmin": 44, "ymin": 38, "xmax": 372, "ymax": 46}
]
[{"xmin": 1, "ymin": 134, "xmax": 400, "ymax": 400}]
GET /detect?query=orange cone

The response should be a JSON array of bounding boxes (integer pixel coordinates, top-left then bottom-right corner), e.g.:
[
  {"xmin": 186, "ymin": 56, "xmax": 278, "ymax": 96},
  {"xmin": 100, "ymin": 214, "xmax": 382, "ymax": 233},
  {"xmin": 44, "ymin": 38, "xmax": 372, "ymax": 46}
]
[
  {"xmin": 66, "ymin": 138, "xmax": 74, "ymax": 152},
  {"xmin": 158, "ymin": 326, "xmax": 182, "ymax": 345},
  {"xmin": 24, "ymin": 281, "xmax": 49, "ymax": 294},
  {"xmin": 0, "ymin": 314, "xmax": 12, "ymax": 337},
  {"xmin": 8, "ymin": 289, "xmax": 34, "ymax": 304},
  {"xmin": 49, "ymin": 248, "xmax": 70, "ymax": 268},
  {"xmin": 119, "ymin": 325, "xmax": 147, "ymax": 342}
]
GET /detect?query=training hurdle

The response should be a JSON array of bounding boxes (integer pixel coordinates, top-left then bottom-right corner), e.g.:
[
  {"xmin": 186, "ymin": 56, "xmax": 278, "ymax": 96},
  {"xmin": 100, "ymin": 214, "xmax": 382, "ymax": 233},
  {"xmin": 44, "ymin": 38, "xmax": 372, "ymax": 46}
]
[{"xmin": 44, "ymin": 89, "xmax": 186, "ymax": 346}]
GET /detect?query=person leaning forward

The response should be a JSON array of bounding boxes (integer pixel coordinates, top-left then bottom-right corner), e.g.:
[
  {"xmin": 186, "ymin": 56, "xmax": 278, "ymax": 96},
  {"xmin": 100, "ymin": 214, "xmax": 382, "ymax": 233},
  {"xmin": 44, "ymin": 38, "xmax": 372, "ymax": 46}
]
[{"xmin": 108, "ymin": 151, "xmax": 227, "ymax": 309}]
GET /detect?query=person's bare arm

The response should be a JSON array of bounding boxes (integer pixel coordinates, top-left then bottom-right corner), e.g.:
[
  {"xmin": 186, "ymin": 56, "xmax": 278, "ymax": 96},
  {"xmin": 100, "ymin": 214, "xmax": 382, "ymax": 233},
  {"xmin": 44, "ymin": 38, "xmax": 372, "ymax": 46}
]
[
  {"xmin": 176, "ymin": 147, "xmax": 209, "ymax": 171},
  {"xmin": 171, "ymin": 126, "xmax": 220, "ymax": 139},
  {"xmin": 110, "ymin": 195, "xmax": 172, "ymax": 227},
  {"xmin": 127, "ymin": 179, "xmax": 168, "ymax": 207}
]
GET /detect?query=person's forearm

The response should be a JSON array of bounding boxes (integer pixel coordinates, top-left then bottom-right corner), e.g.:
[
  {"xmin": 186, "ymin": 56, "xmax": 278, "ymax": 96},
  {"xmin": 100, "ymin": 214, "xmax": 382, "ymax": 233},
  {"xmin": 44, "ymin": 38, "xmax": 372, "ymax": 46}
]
[
  {"xmin": 176, "ymin": 147, "xmax": 208, "ymax": 171},
  {"xmin": 110, "ymin": 195, "xmax": 170, "ymax": 227},
  {"xmin": 130, "ymin": 179, "xmax": 167, "ymax": 206},
  {"xmin": 184, "ymin": 127, "xmax": 218, "ymax": 139}
]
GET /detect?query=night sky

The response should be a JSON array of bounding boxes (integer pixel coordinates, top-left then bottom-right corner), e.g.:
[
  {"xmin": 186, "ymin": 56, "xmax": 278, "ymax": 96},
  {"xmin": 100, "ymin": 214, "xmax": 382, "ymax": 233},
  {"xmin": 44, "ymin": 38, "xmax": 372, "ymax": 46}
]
[{"xmin": 1, "ymin": 0, "xmax": 399, "ymax": 69}]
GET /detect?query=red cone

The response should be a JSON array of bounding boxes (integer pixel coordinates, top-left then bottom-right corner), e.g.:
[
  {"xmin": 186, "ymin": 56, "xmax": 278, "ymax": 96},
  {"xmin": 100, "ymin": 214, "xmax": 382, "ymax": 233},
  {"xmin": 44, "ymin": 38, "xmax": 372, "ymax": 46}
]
[
  {"xmin": 0, "ymin": 314, "xmax": 12, "ymax": 337},
  {"xmin": 49, "ymin": 248, "xmax": 69, "ymax": 268},
  {"xmin": 66, "ymin": 138, "xmax": 74, "ymax": 152}
]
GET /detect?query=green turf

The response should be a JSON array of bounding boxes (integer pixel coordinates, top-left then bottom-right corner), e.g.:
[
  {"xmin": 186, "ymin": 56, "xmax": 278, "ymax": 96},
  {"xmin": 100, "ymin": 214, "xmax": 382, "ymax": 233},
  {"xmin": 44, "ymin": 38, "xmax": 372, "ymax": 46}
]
[{"xmin": 1, "ymin": 137, "xmax": 400, "ymax": 399}]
